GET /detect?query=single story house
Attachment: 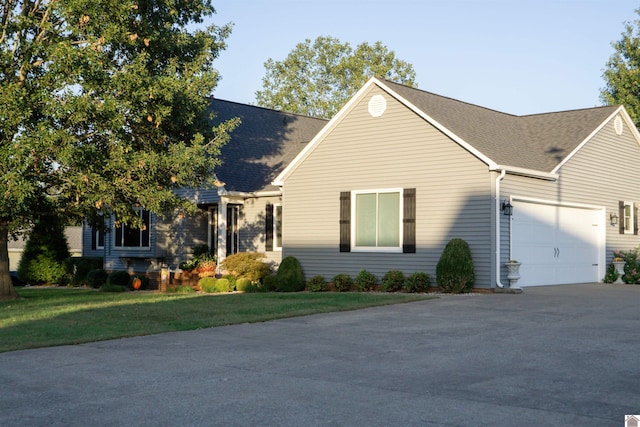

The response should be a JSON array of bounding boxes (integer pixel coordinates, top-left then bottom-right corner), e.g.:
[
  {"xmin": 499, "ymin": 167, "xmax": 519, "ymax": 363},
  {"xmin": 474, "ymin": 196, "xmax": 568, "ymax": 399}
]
[
  {"xmin": 82, "ymin": 99, "xmax": 327, "ymax": 282},
  {"xmin": 274, "ymin": 77, "xmax": 640, "ymax": 288}
]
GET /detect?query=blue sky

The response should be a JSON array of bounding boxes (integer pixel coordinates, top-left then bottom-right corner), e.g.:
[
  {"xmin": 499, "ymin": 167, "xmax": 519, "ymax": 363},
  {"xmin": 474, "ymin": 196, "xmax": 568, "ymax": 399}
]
[{"xmin": 209, "ymin": 1, "xmax": 638, "ymax": 116}]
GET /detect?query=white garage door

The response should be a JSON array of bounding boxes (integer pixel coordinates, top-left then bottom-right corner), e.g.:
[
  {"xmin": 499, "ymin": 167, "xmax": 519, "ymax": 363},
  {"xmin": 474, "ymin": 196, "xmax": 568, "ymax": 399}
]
[{"xmin": 511, "ymin": 200, "xmax": 604, "ymax": 287}]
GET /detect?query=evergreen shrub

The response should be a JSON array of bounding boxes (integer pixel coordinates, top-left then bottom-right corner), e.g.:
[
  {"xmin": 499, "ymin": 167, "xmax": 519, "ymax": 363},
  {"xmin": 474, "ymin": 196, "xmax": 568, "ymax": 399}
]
[
  {"xmin": 436, "ymin": 238, "xmax": 475, "ymax": 293},
  {"xmin": 354, "ymin": 269, "xmax": 377, "ymax": 291},
  {"xmin": 331, "ymin": 273, "xmax": 352, "ymax": 292},
  {"xmin": 306, "ymin": 275, "xmax": 328, "ymax": 292},
  {"xmin": 381, "ymin": 270, "xmax": 405, "ymax": 292},
  {"xmin": 107, "ymin": 271, "xmax": 131, "ymax": 288},
  {"xmin": 86, "ymin": 269, "xmax": 109, "ymax": 289},
  {"xmin": 274, "ymin": 256, "xmax": 305, "ymax": 292},
  {"xmin": 404, "ymin": 272, "xmax": 432, "ymax": 293}
]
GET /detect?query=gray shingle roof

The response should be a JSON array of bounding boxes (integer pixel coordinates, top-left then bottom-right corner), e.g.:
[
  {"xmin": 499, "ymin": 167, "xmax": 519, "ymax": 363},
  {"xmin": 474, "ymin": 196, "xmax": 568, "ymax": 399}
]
[
  {"xmin": 382, "ymin": 79, "xmax": 620, "ymax": 172},
  {"xmin": 209, "ymin": 99, "xmax": 328, "ymax": 193}
]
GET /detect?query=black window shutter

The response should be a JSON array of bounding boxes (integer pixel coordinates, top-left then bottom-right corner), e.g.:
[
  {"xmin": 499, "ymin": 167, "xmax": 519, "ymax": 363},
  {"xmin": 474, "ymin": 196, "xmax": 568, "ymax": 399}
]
[
  {"xmin": 91, "ymin": 226, "xmax": 96, "ymax": 250},
  {"xmin": 339, "ymin": 192, "xmax": 351, "ymax": 252},
  {"xmin": 265, "ymin": 203, "xmax": 274, "ymax": 251},
  {"xmin": 634, "ymin": 203, "xmax": 638, "ymax": 235},
  {"xmin": 403, "ymin": 188, "xmax": 416, "ymax": 253},
  {"xmin": 619, "ymin": 201, "xmax": 625, "ymax": 234}
]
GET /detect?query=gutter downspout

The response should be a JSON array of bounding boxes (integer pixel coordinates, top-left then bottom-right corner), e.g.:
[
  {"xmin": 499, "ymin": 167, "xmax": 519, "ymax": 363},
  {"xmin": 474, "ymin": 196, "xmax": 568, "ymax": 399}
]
[{"xmin": 495, "ymin": 169, "xmax": 507, "ymax": 288}]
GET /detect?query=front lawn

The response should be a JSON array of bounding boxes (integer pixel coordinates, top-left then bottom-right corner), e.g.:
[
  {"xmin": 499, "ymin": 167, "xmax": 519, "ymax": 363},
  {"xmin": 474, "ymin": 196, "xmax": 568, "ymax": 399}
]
[{"xmin": 0, "ymin": 288, "xmax": 434, "ymax": 352}]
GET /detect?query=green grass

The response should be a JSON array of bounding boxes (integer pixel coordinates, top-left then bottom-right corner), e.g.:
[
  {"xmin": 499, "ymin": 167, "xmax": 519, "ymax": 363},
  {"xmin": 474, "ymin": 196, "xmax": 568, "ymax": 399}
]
[{"xmin": 0, "ymin": 288, "xmax": 434, "ymax": 353}]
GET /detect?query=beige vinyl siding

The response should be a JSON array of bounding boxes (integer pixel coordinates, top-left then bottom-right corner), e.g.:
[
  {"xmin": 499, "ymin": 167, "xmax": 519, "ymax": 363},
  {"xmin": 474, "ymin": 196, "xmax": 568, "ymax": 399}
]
[
  {"xmin": 239, "ymin": 196, "xmax": 283, "ymax": 265},
  {"xmin": 501, "ymin": 113, "xmax": 640, "ymax": 277},
  {"xmin": 283, "ymin": 86, "xmax": 493, "ymax": 286}
]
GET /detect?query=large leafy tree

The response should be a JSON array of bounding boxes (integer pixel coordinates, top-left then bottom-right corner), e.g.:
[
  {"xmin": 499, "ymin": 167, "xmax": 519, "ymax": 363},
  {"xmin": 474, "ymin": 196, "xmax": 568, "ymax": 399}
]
[
  {"xmin": 256, "ymin": 36, "xmax": 417, "ymax": 119},
  {"xmin": 601, "ymin": 8, "xmax": 640, "ymax": 126},
  {"xmin": 0, "ymin": 0, "xmax": 237, "ymax": 300}
]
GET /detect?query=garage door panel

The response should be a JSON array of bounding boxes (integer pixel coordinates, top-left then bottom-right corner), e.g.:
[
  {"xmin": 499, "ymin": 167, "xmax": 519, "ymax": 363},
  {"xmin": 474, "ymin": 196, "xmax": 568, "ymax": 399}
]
[{"xmin": 511, "ymin": 201, "xmax": 602, "ymax": 287}]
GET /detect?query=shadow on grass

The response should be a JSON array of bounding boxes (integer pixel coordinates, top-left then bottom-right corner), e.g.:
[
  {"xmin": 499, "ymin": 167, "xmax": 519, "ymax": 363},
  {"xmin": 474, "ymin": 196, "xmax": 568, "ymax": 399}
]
[{"xmin": 0, "ymin": 288, "xmax": 435, "ymax": 353}]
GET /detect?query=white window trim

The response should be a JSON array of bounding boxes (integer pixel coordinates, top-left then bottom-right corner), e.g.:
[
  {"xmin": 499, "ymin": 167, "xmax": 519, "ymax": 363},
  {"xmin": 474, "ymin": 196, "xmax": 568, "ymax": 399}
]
[
  {"xmin": 114, "ymin": 208, "xmax": 151, "ymax": 249},
  {"xmin": 351, "ymin": 188, "xmax": 403, "ymax": 253},
  {"xmin": 623, "ymin": 201, "xmax": 634, "ymax": 234},
  {"xmin": 274, "ymin": 203, "xmax": 283, "ymax": 251}
]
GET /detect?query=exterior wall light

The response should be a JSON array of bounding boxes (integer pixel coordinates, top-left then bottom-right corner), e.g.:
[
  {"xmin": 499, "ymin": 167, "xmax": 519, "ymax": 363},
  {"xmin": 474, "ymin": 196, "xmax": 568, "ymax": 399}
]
[
  {"xmin": 501, "ymin": 200, "xmax": 513, "ymax": 216},
  {"xmin": 610, "ymin": 212, "xmax": 619, "ymax": 226}
]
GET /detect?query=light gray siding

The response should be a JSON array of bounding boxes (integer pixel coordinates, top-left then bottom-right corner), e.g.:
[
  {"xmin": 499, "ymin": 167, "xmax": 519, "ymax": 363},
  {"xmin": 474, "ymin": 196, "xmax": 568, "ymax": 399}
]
[
  {"xmin": 156, "ymin": 210, "xmax": 209, "ymax": 268},
  {"xmin": 239, "ymin": 195, "xmax": 283, "ymax": 266},
  {"xmin": 283, "ymin": 86, "xmax": 494, "ymax": 286},
  {"xmin": 501, "ymin": 113, "xmax": 640, "ymax": 281}
]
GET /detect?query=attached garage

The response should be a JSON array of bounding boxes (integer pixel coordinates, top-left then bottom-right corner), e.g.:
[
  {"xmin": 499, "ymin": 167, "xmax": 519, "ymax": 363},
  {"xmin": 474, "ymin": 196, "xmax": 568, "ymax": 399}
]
[{"xmin": 510, "ymin": 198, "xmax": 605, "ymax": 287}]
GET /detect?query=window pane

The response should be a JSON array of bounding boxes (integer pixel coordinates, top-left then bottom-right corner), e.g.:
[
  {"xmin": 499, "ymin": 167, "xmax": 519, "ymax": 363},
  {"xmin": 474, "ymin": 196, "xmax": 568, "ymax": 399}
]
[
  {"xmin": 356, "ymin": 193, "xmax": 377, "ymax": 246},
  {"xmin": 378, "ymin": 192, "xmax": 400, "ymax": 246},
  {"xmin": 625, "ymin": 204, "xmax": 632, "ymax": 231}
]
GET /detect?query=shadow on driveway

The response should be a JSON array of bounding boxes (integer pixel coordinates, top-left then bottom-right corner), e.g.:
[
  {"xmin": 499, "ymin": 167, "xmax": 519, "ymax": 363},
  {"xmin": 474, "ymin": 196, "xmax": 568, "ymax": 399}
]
[{"xmin": 0, "ymin": 283, "xmax": 637, "ymax": 426}]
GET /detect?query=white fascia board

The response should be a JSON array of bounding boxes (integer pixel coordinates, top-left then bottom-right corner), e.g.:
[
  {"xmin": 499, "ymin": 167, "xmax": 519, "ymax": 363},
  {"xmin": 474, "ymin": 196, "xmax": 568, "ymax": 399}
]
[
  {"xmin": 272, "ymin": 77, "xmax": 381, "ymax": 186},
  {"xmin": 551, "ymin": 106, "xmax": 638, "ymax": 174},
  {"xmin": 374, "ymin": 79, "xmax": 498, "ymax": 169},
  {"xmin": 491, "ymin": 165, "xmax": 558, "ymax": 181}
]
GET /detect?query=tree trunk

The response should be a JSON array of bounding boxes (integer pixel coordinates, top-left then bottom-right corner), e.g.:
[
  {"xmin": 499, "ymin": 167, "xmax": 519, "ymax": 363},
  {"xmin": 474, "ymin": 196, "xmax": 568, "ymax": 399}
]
[{"xmin": 0, "ymin": 221, "xmax": 18, "ymax": 300}]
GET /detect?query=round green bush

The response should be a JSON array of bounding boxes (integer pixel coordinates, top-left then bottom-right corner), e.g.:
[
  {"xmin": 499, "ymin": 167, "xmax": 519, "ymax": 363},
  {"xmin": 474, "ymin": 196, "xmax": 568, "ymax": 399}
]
[
  {"xmin": 199, "ymin": 277, "xmax": 218, "ymax": 293},
  {"xmin": 275, "ymin": 256, "xmax": 305, "ymax": 292},
  {"xmin": 306, "ymin": 275, "xmax": 328, "ymax": 292},
  {"xmin": 86, "ymin": 269, "xmax": 109, "ymax": 289},
  {"xmin": 381, "ymin": 270, "xmax": 405, "ymax": 292},
  {"xmin": 354, "ymin": 269, "xmax": 377, "ymax": 292},
  {"xmin": 107, "ymin": 271, "xmax": 131, "ymax": 288},
  {"xmin": 215, "ymin": 278, "xmax": 232, "ymax": 292},
  {"xmin": 436, "ymin": 238, "xmax": 475, "ymax": 293},
  {"xmin": 403, "ymin": 272, "xmax": 432, "ymax": 293},
  {"xmin": 331, "ymin": 273, "xmax": 353, "ymax": 292},
  {"xmin": 71, "ymin": 257, "xmax": 104, "ymax": 286},
  {"xmin": 235, "ymin": 277, "xmax": 252, "ymax": 292}
]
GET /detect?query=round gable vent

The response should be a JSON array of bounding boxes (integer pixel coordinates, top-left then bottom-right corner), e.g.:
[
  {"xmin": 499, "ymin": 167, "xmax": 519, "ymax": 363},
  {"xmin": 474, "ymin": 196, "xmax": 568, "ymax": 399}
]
[
  {"xmin": 614, "ymin": 115, "xmax": 624, "ymax": 136},
  {"xmin": 368, "ymin": 94, "xmax": 387, "ymax": 117}
]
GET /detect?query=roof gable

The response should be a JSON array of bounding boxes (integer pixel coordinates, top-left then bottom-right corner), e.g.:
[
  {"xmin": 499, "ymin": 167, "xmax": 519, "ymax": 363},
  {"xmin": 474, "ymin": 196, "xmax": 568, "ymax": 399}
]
[
  {"xmin": 277, "ymin": 77, "xmax": 631, "ymax": 184},
  {"xmin": 210, "ymin": 99, "xmax": 327, "ymax": 193}
]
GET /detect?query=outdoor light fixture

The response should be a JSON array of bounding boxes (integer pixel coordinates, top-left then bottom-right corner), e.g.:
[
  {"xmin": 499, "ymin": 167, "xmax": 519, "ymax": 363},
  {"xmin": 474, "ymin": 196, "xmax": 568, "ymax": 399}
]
[
  {"xmin": 610, "ymin": 212, "xmax": 619, "ymax": 226},
  {"xmin": 501, "ymin": 200, "xmax": 513, "ymax": 216}
]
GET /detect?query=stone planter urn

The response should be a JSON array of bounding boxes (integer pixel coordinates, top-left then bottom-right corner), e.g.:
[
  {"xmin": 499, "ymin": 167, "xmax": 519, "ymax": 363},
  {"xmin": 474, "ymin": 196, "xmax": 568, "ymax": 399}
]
[
  {"xmin": 505, "ymin": 260, "xmax": 522, "ymax": 288},
  {"xmin": 612, "ymin": 260, "xmax": 625, "ymax": 284}
]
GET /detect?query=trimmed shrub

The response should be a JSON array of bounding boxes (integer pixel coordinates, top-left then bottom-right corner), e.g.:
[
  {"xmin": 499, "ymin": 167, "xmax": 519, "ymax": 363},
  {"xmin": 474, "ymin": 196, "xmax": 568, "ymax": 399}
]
[
  {"xmin": 331, "ymin": 273, "xmax": 353, "ymax": 292},
  {"xmin": 354, "ymin": 269, "xmax": 378, "ymax": 292},
  {"xmin": 86, "ymin": 269, "xmax": 109, "ymax": 289},
  {"xmin": 99, "ymin": 284, "xmax": 126, "ymax": 292},
  {"xmin": 235, "ymin": 278, "xmax": 252, "ymax": 292},
  {"xmin": 306, "ymin": 275, "xmax": 328, "ymax": 292},
  {"xmin": 381, "ymin": 270, "xmax": 405, "ymax": 292},
  {"xmin": 17, "ymin": 216, "xmax": 71, "ymax": 285},
  {"xmin": 70, "ymin": 257, "xmax": 104, "ymax": 286},
  {"xmin": 436, "ymin": 238, "xmax": 475, "ymax": 293},
  {"xmin": 222, "ymin": 274, "xmax": 237, "ymax": 290},
  {"xmin": 261, "ymin": 275, "xmax": 278, "ymax": 292},
  {"xmin": 221, "ymin": 252, "xmax": 272, "ymax": 282},
  {"xmin": 199, "ymin": 277, "xmax": 218, "ymax": 293},
  {"xmin": 404, "ymin": 272, "xmax": 432, "ymax": 293},
  {"xmin": 215, "ymin": 278, "xmax": 232, "ymax": 292},
  {"xmin": 107, "ymin": 271, "xmax": 131, "ymax": 288},
  {"xmin": 243, "ymin": 282, "xmax": 263, "ymax": 293},
  {"xmin": 274, "ymin": 256, "xmax": 305, "ymax": 292}
]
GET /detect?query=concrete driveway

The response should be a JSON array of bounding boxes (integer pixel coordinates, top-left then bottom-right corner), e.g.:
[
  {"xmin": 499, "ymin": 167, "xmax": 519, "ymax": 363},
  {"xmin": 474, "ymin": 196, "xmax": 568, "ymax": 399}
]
[{"xmin": 0, "ymin": 283, "xmax": 638, "ymax": 426}]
